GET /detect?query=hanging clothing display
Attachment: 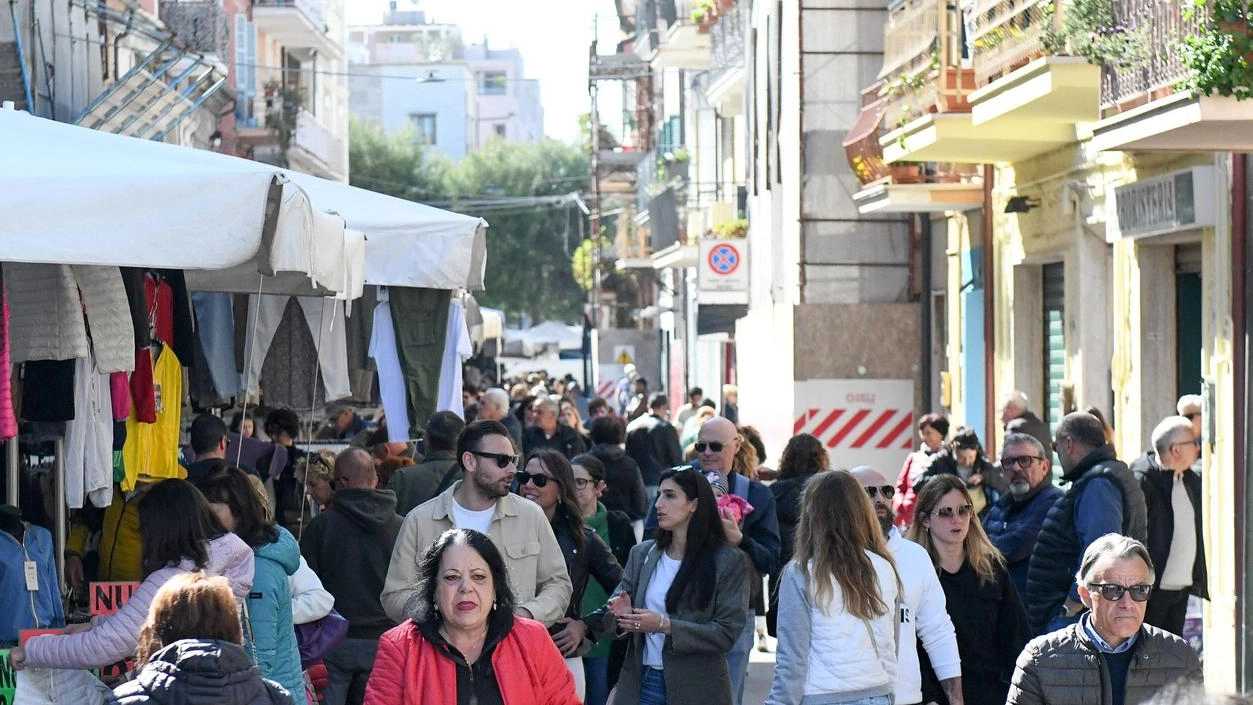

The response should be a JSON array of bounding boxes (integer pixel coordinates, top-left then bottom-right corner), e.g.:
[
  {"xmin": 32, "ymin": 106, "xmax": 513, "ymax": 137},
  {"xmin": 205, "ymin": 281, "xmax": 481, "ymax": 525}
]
[
  {"xmin": 118, "ymin": 267, "xmax": 152, "ymax": 348},
  {"xmin": 388, "ymin": 287, "xmax": 451, "ymax": 437},
  {"xmin": 72, "ymin": 265, "xmax": 135, "ymax": 374},
  {"xmin": 144, "ymin": 270, "xmax": 195, "ymax": 367},
  {"xmin": 369, "ymin": 290, "xmax": 411, "ymax": 443},
  {"xmin": 3, "ymin": 262, "xmax": 89, "ymax": 362},
  {"xmin": 0, "ymin": 291, "xmax": 15, "ymax": 441},
  {"xmin": 121, "ymin": 346, "xmax": 183, "ymax": 491},
  {"xmin": 192, "ymin": 292, "xmax": 242, "ymax": 398},
  {"xmin": 109, "ymin": 371, "xmax": 130, "ymax": 422},
  {"xmin": 20, "ymin": 359, "xmax": 76, "ymax": 422},
  {"xmin": 0, "ymin": 520, "xmax": 66, "ymax": 642},
  {"xmin": 345, "ymin": 286, "xmax": 378, "ymax": 402},
  {"xmin": 65, "ymin": 354, "xmax": 114, "ymax": 509},
  {"xmin": 436, "ymin": 298, "xmax": 473, "ymax": 419},
  {"xmin": 243, "ymin": 295, "xmax": 351, "ymax": 404},
  {"xmin": 2, "ymin": 263, "xmax": 135, "ymax": 372},
  {"xmin": 130, "ymin": 347, "xmax": 156, "ymax": 424},
  {"xmin": 259, "ymin": 298, "xmax": 326, "ymax": 409}
]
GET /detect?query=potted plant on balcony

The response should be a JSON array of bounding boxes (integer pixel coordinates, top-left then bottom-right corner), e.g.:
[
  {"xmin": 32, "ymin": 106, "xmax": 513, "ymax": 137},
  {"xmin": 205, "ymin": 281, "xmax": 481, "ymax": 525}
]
[
  {"xmin": 1040, "ymin": 0, "xmax": 1149, "ymax": 67},
  {"xmin": 713, "ymin": 218, "xmax": 748, "ymax": 238},
  {"xmin": 1180, "ymin": 0, "xmax": 1253, "ymax": 99},
  {"xmin": 692, "ymin": 0, "xmax": 718, "ymax": 33}
]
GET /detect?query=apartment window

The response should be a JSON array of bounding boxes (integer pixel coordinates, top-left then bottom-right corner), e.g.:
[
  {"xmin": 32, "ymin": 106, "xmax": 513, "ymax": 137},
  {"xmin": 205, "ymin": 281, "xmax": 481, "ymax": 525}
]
[
  {"xmin": 479, "ymin": 71, "xmax": 507, "ymax": 95},
  {"xmin": 410, "ymin": 113, "xmax": 437, "ymax": 145},
  {"xmin": 493, "ymin": 123, "xmax": 507, "ymax": 138}
]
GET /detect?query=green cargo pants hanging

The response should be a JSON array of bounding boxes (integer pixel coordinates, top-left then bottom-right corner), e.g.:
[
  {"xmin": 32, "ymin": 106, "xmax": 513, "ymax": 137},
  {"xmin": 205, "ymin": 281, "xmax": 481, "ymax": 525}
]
[{"xmin": 388, "ymin": 287, "xmax": 451, "ymax": 438}]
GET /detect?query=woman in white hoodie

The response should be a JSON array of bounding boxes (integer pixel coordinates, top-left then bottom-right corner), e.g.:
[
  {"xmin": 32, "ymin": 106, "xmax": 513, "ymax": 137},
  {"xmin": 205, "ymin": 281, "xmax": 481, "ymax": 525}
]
[{"xmin": 768, "ymin": 471, "xmax": 901, "ymax": 705}]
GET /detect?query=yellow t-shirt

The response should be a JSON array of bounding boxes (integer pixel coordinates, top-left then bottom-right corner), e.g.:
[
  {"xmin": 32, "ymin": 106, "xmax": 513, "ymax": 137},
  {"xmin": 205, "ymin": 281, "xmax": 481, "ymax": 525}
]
[{"xmin": 122, "ymin": 347, "xmax": 184, "ymax": 491}]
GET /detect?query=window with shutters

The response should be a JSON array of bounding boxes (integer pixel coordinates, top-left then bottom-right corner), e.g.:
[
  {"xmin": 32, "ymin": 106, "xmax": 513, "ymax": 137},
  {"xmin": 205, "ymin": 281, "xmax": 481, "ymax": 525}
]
[{"xmin": 1042, "ymin": 262, "xmax": 1066, "ymax": 438}]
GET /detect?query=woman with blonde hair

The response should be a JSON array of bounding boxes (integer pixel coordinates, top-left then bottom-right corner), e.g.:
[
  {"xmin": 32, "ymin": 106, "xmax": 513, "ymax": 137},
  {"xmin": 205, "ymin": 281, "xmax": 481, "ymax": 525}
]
[
  {"xmin": 907, "ymin": 475, "xmax": 1029, "ymax": 705},
  {"xmin": 112, "ymin": 572, "xmax": 294, "ymax": 704},
  {"xmin": 767, "ymin": 471, "xmax": 900, "ymax": 705}
]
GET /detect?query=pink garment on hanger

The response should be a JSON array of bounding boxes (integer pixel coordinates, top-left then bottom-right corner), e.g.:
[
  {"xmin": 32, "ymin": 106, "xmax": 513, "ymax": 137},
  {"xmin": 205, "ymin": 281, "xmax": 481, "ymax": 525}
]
[
  {"xmin": 0, "ymin": 294, "xmax": 16, "ymax": 441},
  {"xmin": 109, "ymin": 371, "xmax": 130, "ymax": 422}
]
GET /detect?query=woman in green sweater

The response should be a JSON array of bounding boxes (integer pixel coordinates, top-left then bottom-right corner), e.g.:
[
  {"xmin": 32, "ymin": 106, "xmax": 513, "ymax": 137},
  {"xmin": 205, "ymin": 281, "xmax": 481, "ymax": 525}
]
[{"xmin": 572, "ymin": 453, "xmax": 638, "ymax": 705}]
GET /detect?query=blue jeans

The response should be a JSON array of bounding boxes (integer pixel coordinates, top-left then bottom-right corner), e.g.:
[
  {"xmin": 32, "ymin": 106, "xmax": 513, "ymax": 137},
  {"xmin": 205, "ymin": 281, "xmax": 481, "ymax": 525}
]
[
  {"xmin": 726, "ymin": 617, "xmax": 754, "ymax": 705},
  {"xmin": 583, "ymin": 656, "xmax": 610, "ymax": 705},
  {"xmin": 639, "ymin": 667, "xmax": 667, "ymax": 705},
  {"xmin": 836, "ymin": 697, "xmax": 893, "ymax": 705}
]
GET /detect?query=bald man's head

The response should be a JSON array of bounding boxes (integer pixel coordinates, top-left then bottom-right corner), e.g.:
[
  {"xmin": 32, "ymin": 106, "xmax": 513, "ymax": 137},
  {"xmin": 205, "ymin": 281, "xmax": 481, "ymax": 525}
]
[
  {"xmin": 697, "ymin": 417, "xmax": 741, "ymax": 475},
  {"xmin": 334, "ymin": 447, "xmax": 377, "ymax": 490},
  {"xmin": 848, "ymin": 466, "xmax": 894, "ymax": 536}
]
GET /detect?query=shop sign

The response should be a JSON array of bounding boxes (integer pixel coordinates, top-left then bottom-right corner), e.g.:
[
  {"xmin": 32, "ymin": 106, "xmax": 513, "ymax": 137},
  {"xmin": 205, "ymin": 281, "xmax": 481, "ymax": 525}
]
[{"xmin": 1108, "ymin": 166, "xmax": 1216, "ymax": 241}]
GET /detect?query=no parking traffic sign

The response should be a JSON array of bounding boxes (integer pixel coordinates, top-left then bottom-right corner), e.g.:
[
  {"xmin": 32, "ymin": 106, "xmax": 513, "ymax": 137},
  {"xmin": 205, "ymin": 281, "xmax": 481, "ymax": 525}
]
[{"xmin": 698, "ymin": 238, "xmax": 749, "ymax": 303}]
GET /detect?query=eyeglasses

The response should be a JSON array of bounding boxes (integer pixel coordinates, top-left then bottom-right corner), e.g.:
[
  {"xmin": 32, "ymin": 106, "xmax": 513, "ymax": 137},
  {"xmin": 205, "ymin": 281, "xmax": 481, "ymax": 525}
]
[
  {"xmin": 1087, "ymin": 583, "xmax": 1153, "ymax": 602},
  {"xmin": 469, "ymin": 450, "xmax": 519, "ymax": 468},
  {"xmin": 1001, "ymin": 455, "xmax": 1046, "ymax": 471},
  {"xmin": 515, "ymin": 471, "xmax": 558, "ymax": 488},
  {"xmin": 931, "ymin": 504, "xmax": 975, "ymax": 519},
  {"xmin": 864, "ymin": 485, "xmax": 895, "ymax": 500},
  {"xmin": 1170, "ymin": 439, "xmax": 1202, "ymax": 449},
  {"xmin": 573, "ymin": 477, "xmax": 593, "ymax": 490},
  {"xmin": 694, "ymin": 441, "xmax": 727, "ymax": 453}
]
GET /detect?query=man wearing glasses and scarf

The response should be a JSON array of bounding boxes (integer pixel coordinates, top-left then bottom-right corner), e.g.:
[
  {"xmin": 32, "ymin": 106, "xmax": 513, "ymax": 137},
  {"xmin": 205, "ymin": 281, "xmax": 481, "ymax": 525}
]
[
  {"xmin": 380, "ymin": 419, "xmax": 572, "ymax": 625},
  {"xmin": 1007, "ymin": 535, "xmax": 1201, "ymax": 705}
]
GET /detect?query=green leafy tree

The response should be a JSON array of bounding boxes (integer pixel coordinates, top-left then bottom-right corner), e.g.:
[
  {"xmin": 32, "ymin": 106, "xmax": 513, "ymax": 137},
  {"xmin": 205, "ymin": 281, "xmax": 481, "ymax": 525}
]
[
  {"xmin": 443, "ymin": 139, "xmax": 590, "ymax": 323},
  {"xmin": 349, "ymin": 121, "xmax": 589, "ymax": 323}
]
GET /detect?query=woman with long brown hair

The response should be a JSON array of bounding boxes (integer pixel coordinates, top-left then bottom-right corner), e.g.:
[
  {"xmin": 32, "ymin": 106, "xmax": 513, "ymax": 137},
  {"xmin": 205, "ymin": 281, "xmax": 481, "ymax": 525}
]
[
  {"xmin": 114, "ymin": 572, "xmax": 295, "ymax": 704},
  {"xmin": 907, "ymin": 475, "xmax": 1030, "ymax": 705},
  {"xmin": 767, "ymin": 471, "xmax": 900, "ymax": 705}
]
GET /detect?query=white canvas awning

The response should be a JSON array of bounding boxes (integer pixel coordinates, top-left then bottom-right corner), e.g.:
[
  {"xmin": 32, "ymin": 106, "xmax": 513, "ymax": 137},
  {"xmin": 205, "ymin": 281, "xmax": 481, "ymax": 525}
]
[
  {"xmin": 0, "ymin": 105, "xmax": 359, "ymax": 297},
  {"xmin": 282, "ymin": 171, "xmax": 489, "ymax": 291}
]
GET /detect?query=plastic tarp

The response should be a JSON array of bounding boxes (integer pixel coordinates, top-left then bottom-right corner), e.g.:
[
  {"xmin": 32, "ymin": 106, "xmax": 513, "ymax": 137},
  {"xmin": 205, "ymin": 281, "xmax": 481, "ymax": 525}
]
[
  {"xmin": 0, "ymin": 107, "xmax": 359, "ymax": 297},
  {"xmin": 282, "ymin": 171, "xmax": 489, "ymax": 290}
]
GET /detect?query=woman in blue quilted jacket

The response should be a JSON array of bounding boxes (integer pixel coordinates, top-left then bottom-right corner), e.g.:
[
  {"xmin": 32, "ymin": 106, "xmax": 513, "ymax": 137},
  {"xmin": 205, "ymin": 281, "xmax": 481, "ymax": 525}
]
[{"xmin": 194, "ymin": 466, "xmax": 305, "ymax": 701}]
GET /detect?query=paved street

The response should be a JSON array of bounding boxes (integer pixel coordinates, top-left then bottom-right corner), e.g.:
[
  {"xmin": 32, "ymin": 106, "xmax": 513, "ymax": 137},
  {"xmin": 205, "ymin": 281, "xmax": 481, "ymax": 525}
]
[{"xmin": 743, "ymin": 635, "xmax": 776, "ymax": 705}]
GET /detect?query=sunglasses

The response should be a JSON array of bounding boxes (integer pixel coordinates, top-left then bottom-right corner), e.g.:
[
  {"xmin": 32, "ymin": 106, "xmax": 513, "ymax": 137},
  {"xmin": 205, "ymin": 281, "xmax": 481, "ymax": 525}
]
[
  {"xmin": 864, "ymin": 485, "xmax": 895, "ymax": 500},
  {"xmin": 694, "ymin": 441, "xmax": 727, "ymax": 453},
  {"xmin": 1001, "ymin": 455, "xmax": 1045, "ymax": 471},
  {"xmin": 469, "ymin": 450, "xmax": 519, "ymax": 468},
  {"xmin": 515, "ymin": 471, "xmax": 558, "ymax": 488},
  {"xmin": 932, "ymin": 504, "xmax": 975, "ymax": 519},
  {"xmin": 1087, "ymin": 583, "xmax": 1153, "ymax": 602}
]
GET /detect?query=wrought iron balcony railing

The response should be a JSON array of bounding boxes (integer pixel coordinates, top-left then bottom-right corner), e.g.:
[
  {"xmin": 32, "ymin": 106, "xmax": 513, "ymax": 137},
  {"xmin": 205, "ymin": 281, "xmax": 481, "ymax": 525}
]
[
  {"xmin": 709, "ymin": 1, "xmax": 746, "ymax": 76},
  {"xmin": 1099, "ymin": 0, "xmax": 1203, "ymax": 111},
  {"xmin": 878, "ymin": 0, "xmax": 973, "ymax": 128},
  {"xmin": 968, "ymin": 0, "xmax": 1056, "ymax": 86}
]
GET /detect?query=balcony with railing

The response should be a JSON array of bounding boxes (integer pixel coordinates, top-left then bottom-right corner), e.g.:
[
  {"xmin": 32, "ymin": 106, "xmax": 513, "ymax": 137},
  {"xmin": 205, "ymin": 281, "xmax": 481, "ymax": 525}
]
[
  {"xmin": 253, "ymin": 0, "xmax": 341, "ymax": 58},
  {"xmin": 844, "ymin": 84, "xmax": 984, "ymax": 214},
  {"xmin": 704, "ymin": 0, "xmax": 746, "ymax": 112},
  {"xmin": 959, "ymin": 0, "xmax": 1099, "ymax": 160},
  {"xmin": 1090, "ymin": 0, "xmax": 1253, "ymax": 151},
  {"xmin": 633, "ymin": 0, "xmax": 711, "ymax": 69},
  {"xmin": 874, "ymin": 0, "xmax": 981, "ymax": 164}
]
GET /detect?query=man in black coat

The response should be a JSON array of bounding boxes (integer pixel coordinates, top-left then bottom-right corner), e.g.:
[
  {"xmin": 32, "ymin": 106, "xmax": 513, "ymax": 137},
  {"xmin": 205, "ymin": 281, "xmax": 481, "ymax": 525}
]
[
  {"xmin": 1131, "ymin": 415, "xmax": 1207, "ymax": 636},
  {"xmin": 624, "ymin": 393, "xmax": 683, "ymax": 495},
  {"xmin": 301, "ymin": 447, "xmax": 404, "ymax": 705},
  {"xmin": 588, "ymin": 415, "xmax": 649, "ymax": 520}
]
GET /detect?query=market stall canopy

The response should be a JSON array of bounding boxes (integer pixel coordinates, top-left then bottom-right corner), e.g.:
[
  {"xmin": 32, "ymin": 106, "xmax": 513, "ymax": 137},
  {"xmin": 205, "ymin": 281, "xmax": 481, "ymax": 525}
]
[
  {"xmin": 282, "ymin": 171, "xmax": 489, "ymax": 291},
  {"xmin": 0, "ymin": 105, "xmax": 358, "ymax": 296}
]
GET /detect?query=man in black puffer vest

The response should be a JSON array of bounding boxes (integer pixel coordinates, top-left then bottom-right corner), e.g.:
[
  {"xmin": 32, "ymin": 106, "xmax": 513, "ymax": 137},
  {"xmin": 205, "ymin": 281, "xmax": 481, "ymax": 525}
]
[{"xmin": 1025, "ymin": 412, "xmax": 1147, "ymax": 634}]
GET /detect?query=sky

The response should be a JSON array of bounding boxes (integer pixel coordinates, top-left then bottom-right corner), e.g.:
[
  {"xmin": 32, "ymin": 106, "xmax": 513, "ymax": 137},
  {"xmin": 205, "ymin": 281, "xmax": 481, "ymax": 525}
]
[{"xmin": 347, "ymin": 0, "xmax": 623, "ymax": 144}]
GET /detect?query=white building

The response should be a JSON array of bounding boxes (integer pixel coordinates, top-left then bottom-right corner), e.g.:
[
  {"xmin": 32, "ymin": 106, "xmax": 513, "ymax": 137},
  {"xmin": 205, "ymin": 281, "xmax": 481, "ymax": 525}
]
[{"xmin": 348, "ymin": 8, "xmax": 543, "ymax": 161}]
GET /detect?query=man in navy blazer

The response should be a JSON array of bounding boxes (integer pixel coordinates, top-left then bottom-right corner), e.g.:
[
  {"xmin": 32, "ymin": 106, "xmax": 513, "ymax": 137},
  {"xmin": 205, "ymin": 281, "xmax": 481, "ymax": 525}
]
[{"xmin": 645, "ymin": 416, "xmax": 779, "ymax": 705}]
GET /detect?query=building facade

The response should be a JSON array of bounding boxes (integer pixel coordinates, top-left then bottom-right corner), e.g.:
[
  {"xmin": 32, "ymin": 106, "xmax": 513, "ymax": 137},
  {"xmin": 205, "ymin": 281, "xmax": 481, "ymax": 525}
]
[{"xmin": 348, "ymin": 8, "xmax": 543, "ymax": 161}]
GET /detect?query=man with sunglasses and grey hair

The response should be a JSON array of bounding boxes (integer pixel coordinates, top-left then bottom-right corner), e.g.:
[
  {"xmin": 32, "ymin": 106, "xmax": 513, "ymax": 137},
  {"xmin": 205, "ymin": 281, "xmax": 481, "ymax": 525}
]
[
  {"xmin": 983, "ymin": 433, "xmax": 1064, "ymax": 599},
  {"xmin": 380, "ymin": 419, "xmax": 572, "ymax": 625},
  {"xmin": 1007, "ymin": 534, "xmax": 1201, "ymax": 705}
]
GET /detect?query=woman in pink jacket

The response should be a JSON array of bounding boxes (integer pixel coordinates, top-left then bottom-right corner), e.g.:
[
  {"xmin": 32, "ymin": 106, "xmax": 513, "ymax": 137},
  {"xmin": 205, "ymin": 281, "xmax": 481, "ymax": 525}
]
[{"xmin": 7, "ymin": 479, "xmax": 254, "ymax": 671}]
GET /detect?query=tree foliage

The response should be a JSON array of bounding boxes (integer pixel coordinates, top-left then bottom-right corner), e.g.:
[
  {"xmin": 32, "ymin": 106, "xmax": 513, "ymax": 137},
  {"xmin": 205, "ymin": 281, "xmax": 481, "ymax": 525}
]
[{"xmin": 349, "ymin": 121, "xmax": 589, "ymax": 323}]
